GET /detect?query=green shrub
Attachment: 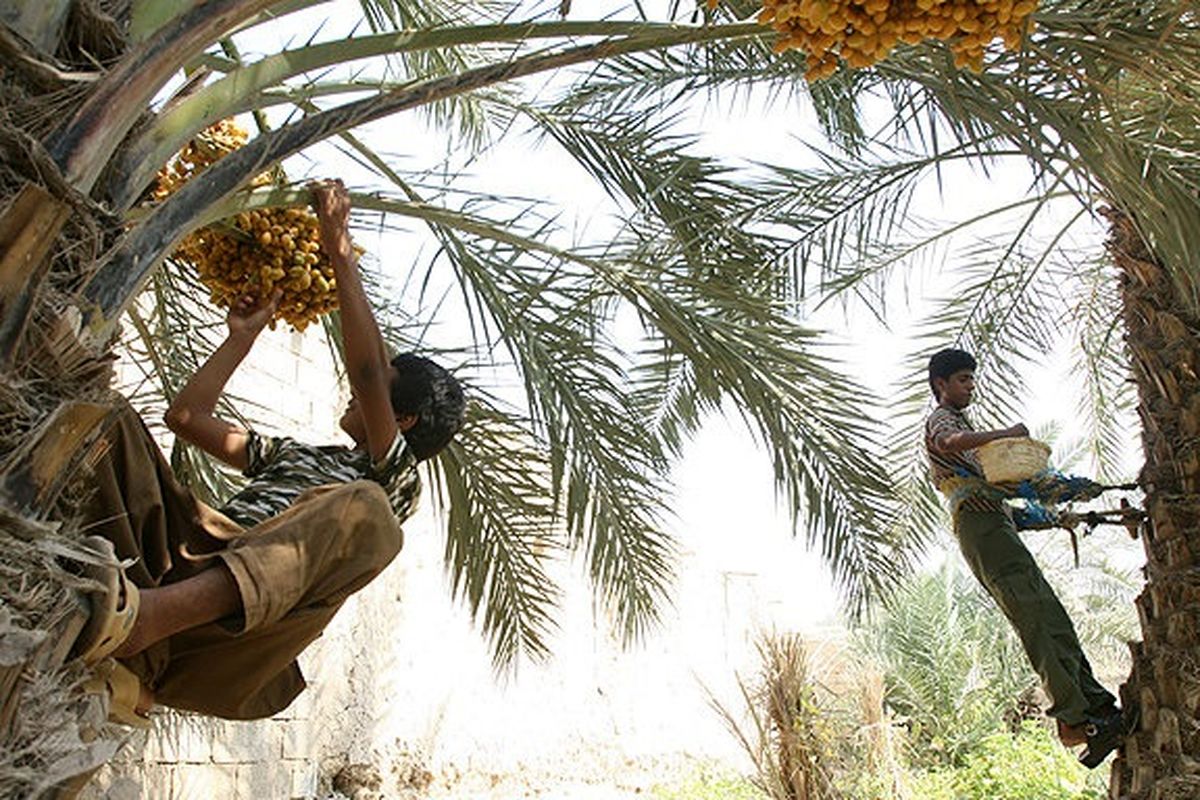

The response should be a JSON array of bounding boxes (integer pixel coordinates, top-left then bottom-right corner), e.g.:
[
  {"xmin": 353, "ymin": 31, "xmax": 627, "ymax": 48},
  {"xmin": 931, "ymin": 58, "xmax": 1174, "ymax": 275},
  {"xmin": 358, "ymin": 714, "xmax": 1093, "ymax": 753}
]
[
  {"xmin": 856, "ymin": 564, "xmax": 1036, "ymax": 770},
  {"xmin": 910, "ymin": 721, "xmax": 1104, "ymax": 800},
  {"xmin": 650, "ymin": 767, "xmax": 766, "ymax": 800}
]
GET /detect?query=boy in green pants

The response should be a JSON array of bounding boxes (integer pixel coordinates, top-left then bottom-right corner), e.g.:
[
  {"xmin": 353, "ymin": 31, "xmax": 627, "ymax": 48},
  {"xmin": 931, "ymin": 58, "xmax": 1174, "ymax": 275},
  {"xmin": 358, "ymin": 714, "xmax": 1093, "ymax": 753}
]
[{"xmin": 924, "ymin": 348, "xmax": 1134, "ymax": 768}]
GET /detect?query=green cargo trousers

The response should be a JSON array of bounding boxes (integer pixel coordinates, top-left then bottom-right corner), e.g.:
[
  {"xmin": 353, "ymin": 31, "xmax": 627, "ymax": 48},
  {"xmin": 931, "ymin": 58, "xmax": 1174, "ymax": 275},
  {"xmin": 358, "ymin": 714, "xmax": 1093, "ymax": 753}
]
[{"xmin": 954, "ymin": 509, "xmax": 1116, "ymax": 725}]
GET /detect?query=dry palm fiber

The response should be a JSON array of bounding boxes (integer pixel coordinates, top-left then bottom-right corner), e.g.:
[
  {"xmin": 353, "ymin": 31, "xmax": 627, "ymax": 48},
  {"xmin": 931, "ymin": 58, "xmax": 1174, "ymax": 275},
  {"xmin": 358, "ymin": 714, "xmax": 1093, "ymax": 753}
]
[
  {"xmin": 1, "ymin": 10, "xmax": 136, "ymax": 794},
  {"xmin": 0, "ymin": 511, "xmax": 121, "ymax": 799}
]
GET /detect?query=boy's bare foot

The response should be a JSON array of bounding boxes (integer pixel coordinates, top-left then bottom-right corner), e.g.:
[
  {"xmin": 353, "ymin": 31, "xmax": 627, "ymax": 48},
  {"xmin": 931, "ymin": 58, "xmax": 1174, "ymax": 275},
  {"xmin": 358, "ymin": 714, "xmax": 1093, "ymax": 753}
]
[
  {"xmin": 72, "ymin": 537, "xmax": 140, "ymax": 665},
  {"xmin": 111, "ymin": 565, "xmax": 243, "ymax": 658},
  {"xmin": 1057, "ymin": 720, "xmax": 1087, "ymax": 747}
]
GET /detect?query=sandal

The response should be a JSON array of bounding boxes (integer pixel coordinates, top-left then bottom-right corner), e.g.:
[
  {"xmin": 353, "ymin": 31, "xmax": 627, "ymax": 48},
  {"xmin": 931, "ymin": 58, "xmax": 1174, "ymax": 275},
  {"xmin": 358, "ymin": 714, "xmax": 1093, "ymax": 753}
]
[
  {"xmin": 1079, "ymin": 704, "xmax": 1140, "ymax": 769},
  {"xmin": 70, "ymin": 536, "xmax": 140, "ymax": 665},
  {"xmin": 83, "ymin": 658, "xmax": 152, "ymax": 729}
]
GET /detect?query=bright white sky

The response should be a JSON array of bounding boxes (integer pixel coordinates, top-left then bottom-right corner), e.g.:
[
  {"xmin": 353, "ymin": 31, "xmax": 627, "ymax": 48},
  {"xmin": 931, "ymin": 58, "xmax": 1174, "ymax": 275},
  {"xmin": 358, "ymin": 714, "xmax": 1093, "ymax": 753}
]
[{"xmin": 227, "ymin": 0, "xmax": 1144, "ymax": 631}]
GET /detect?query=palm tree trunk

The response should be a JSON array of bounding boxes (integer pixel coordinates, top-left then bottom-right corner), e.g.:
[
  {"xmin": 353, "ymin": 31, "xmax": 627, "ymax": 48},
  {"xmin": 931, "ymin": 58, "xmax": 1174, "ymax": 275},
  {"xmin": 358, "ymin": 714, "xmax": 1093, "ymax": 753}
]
[
  {"xmin": 0, "ymin": 3, "xmax": 135, "ymax": 794},
  {"xmin": 1105, "ymin": 207, "xmax": 1200, "ymax": 799}
]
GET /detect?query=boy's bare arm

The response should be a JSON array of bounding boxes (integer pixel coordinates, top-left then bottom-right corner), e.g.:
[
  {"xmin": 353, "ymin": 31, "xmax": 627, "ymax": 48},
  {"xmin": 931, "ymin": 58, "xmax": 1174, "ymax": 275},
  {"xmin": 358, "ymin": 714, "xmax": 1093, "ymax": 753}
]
[
  {"xmin": 933, "ymin": 423, "xmax": 1029, "ymax": 455},
  {"xmin": 311, "ymin": 180, "xmax": 398, "ymax": 462},
  {"xmin": 165, "ymin": 291, "xmax": 281, "ymax": 471}
]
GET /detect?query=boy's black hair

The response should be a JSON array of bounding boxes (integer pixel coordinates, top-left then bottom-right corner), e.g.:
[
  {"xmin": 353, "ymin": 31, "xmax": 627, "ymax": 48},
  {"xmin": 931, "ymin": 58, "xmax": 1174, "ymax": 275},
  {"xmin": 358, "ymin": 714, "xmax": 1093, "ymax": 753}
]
[
  {"xmin": 389, "ymin": 353, "xmax": 465, "ymax": 461},
  {"xmin": 928, "ymin": 348, "xmax": 976, "ymax": 399}
]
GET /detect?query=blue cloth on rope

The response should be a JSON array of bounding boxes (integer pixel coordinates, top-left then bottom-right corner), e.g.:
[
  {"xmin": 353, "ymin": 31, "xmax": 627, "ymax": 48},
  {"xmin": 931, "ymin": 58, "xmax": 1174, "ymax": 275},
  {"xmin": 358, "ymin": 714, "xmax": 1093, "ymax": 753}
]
[
  {"xmin": 1012, "ymin": 502, "xmax": 1057, "ymax": 529},
  {"xmin": 942, "ymin": 469, "xmax": 1108, "ymax": 530},
  {"xmin": 1014, "ymin": 469, "xmax": 1107, "ymax": 507}
]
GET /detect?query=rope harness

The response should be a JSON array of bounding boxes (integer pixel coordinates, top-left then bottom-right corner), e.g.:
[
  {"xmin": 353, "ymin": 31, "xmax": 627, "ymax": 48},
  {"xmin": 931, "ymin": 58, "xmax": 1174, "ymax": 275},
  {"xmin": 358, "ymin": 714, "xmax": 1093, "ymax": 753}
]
[{"xmin": 938, "ymin": 470, "xmax": 1144, "ymax": 566}]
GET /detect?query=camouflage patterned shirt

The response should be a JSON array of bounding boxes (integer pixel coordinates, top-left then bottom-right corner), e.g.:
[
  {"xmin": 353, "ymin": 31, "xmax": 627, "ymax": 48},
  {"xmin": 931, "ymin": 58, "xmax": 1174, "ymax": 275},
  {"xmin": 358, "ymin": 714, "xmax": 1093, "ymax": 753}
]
[{"xmin": 218, "ymin": 430, "xmax": 420, "ymax": 528}]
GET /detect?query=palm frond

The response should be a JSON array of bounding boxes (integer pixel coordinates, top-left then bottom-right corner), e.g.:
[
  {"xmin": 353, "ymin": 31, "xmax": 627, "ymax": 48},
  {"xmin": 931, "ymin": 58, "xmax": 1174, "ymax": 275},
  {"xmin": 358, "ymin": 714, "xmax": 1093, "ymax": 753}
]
[
  {"xmin": 364, "ymin": 189, "xmax": 677, "ymax": 643},
  {"xmin": 617, "ymin": 271, "xmax": 902, "ymax": 615},
  {"xmin": 1067, "ymin": 256, "xmax": 1137, "ymax": 483},
  {"xmin": 859, "ymin": 563, "xmax": 1032, "ymax": 768},
  {"xmin": 347, "ymin": 145, "xmax": 905, "ymax": 614},
  {"xmin": 432, "ymin": 399, "xmax": 562, "ymax": 669}
]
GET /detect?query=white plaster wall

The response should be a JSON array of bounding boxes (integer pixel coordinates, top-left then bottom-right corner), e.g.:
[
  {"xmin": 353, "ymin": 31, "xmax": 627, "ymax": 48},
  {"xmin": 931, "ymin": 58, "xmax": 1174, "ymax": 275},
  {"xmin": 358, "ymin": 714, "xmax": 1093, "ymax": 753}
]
[{"xmin": 87, "ymin": 323, "xmax": 841, "ymax": 799}]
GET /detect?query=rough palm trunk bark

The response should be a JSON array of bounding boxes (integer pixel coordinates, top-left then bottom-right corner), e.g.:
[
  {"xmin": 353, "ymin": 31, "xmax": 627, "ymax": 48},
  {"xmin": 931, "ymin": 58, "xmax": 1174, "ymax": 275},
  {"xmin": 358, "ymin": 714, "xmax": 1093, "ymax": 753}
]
[
  {"xmin": 1105, "ymin": 208, "xmax": 1200, "ymax": 799},
  {"xmin": 0, "ymin": 4, "xmax": 133, "ymax": 797}
]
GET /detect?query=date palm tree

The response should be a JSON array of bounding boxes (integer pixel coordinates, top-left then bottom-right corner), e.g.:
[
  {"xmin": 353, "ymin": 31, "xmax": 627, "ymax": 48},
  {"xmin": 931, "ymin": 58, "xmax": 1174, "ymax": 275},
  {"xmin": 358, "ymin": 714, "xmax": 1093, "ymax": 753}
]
[
  {"xmin": 0, "ymin": 1, "xmax": 1195, "ymax": 798},
  {"xmin": 0, "ymin": 1, "xmax": 899, "ymax": 794},
  {"xmin": 636, "ymin": 2, "xmax": 1191, "ymax": 795}
]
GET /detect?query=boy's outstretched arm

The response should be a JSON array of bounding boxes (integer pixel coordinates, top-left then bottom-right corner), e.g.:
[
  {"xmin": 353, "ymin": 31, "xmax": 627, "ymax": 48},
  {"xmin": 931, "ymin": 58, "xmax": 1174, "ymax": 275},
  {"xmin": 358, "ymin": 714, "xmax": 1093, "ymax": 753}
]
[
  {"xmin": 164, "ymin": 291, "xmax": 282, "ymax": 471},
  {"xmin": 311, "ymin": 179, "xmax": 398, "ymax": 462},
  {"xmin": 932, "ymin": 422, "xmax": 1029, "ymax": 456}
]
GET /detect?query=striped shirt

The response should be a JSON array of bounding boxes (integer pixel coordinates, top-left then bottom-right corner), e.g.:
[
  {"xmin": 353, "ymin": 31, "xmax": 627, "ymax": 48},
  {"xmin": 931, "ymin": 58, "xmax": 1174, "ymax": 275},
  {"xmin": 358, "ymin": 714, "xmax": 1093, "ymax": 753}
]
[
  {"xmin": 924, "ymin": 405, "xmax": 1003, "ymax": 513},
  {"xmin": 218, "ymin": 430, "xmax": 420, "ymax": 528}
]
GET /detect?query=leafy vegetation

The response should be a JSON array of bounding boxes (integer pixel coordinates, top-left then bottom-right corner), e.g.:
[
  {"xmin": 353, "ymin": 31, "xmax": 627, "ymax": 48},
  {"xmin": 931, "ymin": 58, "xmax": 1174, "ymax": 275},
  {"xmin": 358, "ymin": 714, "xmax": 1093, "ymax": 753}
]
[
  {"xmin": 652, "ymin": 767, "xmax": 767, "ymax": 800},
  {"xmin": 711, "ymin": 552, "xmax": 1134, "ymax": 798},
  {"xmin": 856, "ymin": 564, "xmax": 1034, "ymax": 769},
  {"xmin": 912, "ymin": 722, "xmax": 1105, "ymax": 800}
]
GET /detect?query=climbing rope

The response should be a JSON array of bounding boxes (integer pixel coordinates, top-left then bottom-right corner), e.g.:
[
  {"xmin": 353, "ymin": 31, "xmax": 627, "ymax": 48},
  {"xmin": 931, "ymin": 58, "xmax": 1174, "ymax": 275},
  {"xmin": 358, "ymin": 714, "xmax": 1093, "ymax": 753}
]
[{"xmin": 940, "ymin": 469, "xmax": 1145, "ymax": 567}]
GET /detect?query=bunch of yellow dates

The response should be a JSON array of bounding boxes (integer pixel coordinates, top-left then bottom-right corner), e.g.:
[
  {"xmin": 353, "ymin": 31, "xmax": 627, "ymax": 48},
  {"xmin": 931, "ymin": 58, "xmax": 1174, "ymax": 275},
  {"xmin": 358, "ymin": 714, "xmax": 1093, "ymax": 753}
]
[
  {"xmin": 749, "ymin": 0, "xmax": 1038, "ymax": 79},
  {"xmin": 154, "ymin": 119, "xmax": 340, "ymax": 332}
]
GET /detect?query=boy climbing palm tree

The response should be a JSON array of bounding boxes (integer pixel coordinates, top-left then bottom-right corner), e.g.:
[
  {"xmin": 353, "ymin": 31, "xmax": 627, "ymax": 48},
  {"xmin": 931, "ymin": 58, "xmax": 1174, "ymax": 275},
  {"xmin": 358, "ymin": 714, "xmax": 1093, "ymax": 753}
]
[
  {"xmin": 70, "ymin": 180, "xmax": 464, "ymax": 723},
  {"xmin": 924, "ymin": 348, "xmax": 1134, "ymax": 769}
]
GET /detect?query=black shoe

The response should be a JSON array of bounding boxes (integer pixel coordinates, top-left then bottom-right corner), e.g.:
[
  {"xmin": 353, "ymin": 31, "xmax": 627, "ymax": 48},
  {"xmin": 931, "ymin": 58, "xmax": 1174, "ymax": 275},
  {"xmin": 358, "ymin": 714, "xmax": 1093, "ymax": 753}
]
[{"xmin": 1079, "ymin": 705, "xmax": 1139, "ymax": 769}]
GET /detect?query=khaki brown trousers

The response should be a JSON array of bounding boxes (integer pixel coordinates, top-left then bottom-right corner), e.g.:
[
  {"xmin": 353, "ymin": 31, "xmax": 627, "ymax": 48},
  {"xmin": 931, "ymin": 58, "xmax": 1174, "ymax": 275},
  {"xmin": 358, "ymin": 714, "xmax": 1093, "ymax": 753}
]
[
  {"xmin": 79, "ymin": 400, "xmax": 403, "ymax": 720},
  {"xmin": 954, "ymin": 509, "xmax": 1116, "ymax": 725}
]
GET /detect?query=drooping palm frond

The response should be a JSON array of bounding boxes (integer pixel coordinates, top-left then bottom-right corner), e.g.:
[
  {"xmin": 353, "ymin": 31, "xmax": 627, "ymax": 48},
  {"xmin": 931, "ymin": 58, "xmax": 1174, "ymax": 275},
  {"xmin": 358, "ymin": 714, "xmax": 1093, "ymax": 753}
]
[
  {"xmin": 618, "ymin": 273, "xmax": 901, "ymax": 615},
  {"xmin": 563, "ymin": 1, "xmax": 1199, "ymax": 301},
  {"xmin": 431, "ymin": 398, "xmax": 562, "ymax": 668},
  {"xmin": 96, "ymin": 0, "xmax": 1198, "ymax": 669},
  {"xmin": 854, "ymin": 2, "xmax": 1200, "ymax": 295},
  {"xmin": 360, "ymin": 189, "xmax": 678, "ymax": 643},
  {"xmin": 877, "ymin": 384, "xmax": 948, "ymax": 559},
  {"xmin": 916, "ymin": 244, "xmax": 1079, "ymax": 427},
  {"xmin": 355, "ymin": 188, "xmax": 899, "ymax": 620},
  {"xmin": 523, "ymin": 107, "xmax": 783, "ymax": 299},
  {"xmin": 1067, "ymin": 256, "xmax": 1137, "ymax": 484},
  {"xmin": 421, "ymin": 103, "xmax": 906, "ymax": 611}
]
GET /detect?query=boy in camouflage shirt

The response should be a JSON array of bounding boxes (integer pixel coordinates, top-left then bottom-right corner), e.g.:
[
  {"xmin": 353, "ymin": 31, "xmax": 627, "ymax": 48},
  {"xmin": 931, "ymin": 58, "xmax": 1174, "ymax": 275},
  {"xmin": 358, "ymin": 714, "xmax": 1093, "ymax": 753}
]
[
  {"xmin": 925, "ymin": 348, "xmax": 1132, "ymax": 768},
  {"xmin": 74, "ymin": 181, "xmax": 464, "ymax": 721}
]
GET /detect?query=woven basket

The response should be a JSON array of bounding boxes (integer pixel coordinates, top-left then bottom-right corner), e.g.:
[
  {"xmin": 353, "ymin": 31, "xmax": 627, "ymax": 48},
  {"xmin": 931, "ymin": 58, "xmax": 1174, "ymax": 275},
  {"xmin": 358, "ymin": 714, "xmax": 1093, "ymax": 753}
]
[{"xmin": 977, "ymin": 437, "xmax": 1051, "ymax": 484}]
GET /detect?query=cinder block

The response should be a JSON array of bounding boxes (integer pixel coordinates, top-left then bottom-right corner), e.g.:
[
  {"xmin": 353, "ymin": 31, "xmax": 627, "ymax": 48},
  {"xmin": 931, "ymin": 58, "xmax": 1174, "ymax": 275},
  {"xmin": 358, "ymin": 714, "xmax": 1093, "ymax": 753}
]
[
  {"xmin": 144, "ymin": 716, "xmax": 213, "ymax": 763},
  {"xmin": 172, "ymin": 763, "xmax": 237, "ymax": 799},
  {"xmin": 106, "ymin": 727, "xmax": 151, "ymax": 766},
  {"xmin": 75, "ymin": 764, "xmax": 141, "ymax": 800},
  {"xmin": 234, "ymin": 760, "xmax": 292, "ymax": 799},
  {"xmin": 210, "ymin": 719, "xmax": 280, "ymax": 764},
  {"xmin": 138, "ymin": 763, "xmax": 172, "ymax": 796},
  {"xmin": 290, "ymin": 761, "xmax": 319, "ymax": 799},
  {"xmin": 280, "ymin": 720, "xmax": 316, "ymax": 760}
]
